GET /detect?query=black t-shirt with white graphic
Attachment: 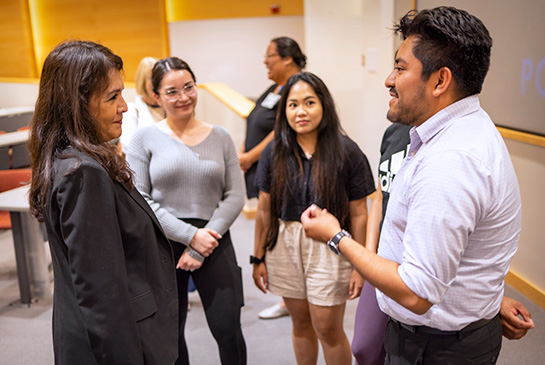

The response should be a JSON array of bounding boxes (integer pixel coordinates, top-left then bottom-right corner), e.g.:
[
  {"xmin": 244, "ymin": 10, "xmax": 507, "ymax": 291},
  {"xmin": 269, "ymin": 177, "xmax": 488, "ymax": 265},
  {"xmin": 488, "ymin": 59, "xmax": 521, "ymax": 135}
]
[{"xmin": 378, "ymin": 124, "xmax": 411, "ymax": 230}]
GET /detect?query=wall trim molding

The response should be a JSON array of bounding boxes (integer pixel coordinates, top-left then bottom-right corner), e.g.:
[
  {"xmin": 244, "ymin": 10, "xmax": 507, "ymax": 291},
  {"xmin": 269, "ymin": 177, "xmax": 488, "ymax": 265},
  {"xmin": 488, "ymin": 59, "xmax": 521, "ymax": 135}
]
[
  {"xmin": 506, "ymin": 270, "xmax": 545, "ymax": 310},
  {"xmin": 497, "ymin": 126, "xmax": 545, "ymax": 148}
]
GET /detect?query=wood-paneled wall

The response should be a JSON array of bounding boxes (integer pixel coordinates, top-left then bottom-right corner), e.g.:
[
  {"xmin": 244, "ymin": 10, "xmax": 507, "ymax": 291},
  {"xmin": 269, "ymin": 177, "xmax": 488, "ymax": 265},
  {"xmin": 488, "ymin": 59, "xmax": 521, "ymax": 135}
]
[
  {"xmin": 0, "ymin": 0, "xmax": 169, "ymax": 82},
  {"xmin": 0, "ymin": 0, "xmax": 37, "ymax": 78}
]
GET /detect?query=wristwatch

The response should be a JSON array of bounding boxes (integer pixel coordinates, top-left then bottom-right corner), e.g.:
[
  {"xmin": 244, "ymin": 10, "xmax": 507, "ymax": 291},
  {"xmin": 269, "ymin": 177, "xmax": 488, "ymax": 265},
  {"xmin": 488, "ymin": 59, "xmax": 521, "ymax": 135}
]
[
  {"xmin": 250, "ymin": 255, "xmax": 265, "ymax": 265},
  {"xmin": 327, "ymin": 230, "xmax": 352, "ymax": 255}
]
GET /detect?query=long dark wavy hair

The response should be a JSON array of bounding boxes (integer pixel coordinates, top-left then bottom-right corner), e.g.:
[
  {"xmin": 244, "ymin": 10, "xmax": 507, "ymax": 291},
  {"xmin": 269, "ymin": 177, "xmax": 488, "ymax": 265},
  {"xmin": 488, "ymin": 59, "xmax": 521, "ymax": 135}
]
[
  {"xmin": 28, "ymin": 40, "xmax": 133, "ymax": 222},
  {"xmin": 266, "ymin": 72, "xmax": 350, "ymax": 249}
]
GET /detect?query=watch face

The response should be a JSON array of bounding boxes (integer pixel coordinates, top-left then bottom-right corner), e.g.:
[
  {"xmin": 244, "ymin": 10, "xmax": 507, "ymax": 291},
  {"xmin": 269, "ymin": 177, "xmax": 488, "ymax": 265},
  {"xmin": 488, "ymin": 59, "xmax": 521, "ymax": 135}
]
[
  {"xmin": 328, "ymin": 241, "xmax": 339, "ymax": 255},
  {"xmin": 327, "ymin": 230, "xmax": 350, "ymax": 256}
]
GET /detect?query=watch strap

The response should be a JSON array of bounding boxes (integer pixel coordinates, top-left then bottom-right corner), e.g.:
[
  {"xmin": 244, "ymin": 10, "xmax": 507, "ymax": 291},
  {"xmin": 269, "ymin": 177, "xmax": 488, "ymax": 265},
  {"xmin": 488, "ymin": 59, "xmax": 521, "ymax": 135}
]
[
  {"xmin": 327, "ymin": 229, "xmax": 352, "ymax": 255},
  {"xmin": 250, "ymin": 255, "xmax": 265, "ymax": 265}
]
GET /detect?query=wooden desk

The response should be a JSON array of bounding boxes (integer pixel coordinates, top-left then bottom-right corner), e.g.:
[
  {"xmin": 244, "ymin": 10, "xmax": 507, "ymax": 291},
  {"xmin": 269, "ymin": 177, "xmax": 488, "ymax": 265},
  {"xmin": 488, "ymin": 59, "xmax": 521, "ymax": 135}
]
[
  {"xmin": 0, "ymin": 185, "xmax": 51, "ymax": 305},
  {"xmin": 0, "ymin": 129, "xmax": 29, "ymax": 148},
  {"xmin": 0, "ymin": 108, "xmax": 33, "ymax": 134},
  {"xmin": 0, "ymin": 106, "xmax": 34, "ymax": 117}
]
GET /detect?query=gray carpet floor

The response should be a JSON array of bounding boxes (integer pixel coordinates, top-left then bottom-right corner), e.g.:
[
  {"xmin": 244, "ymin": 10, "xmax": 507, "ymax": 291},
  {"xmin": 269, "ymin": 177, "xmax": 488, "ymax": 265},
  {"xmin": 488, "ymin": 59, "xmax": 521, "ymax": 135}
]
[{"xmin": 0, "ymin": 215, "xmax": 543, "ymax": 364}]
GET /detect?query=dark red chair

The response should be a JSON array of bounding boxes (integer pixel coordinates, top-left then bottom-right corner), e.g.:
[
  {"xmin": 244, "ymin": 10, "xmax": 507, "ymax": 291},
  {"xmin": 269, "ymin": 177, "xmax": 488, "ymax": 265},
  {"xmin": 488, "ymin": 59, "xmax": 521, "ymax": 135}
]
[{"xmin": 0, "ymin": 169, "xmax": 32, "ymax": 229}]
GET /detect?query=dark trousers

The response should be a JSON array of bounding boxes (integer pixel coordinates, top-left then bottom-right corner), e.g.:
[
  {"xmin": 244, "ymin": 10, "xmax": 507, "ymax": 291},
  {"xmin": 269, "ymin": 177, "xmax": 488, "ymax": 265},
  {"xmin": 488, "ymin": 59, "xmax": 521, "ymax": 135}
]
[
  {"xmin": 384, "ymin": 315, "xmax": 502, "ymax": 365},
  {"xmin": 173, "ymin": 219, "xmax": 246, "ymax": 365}
]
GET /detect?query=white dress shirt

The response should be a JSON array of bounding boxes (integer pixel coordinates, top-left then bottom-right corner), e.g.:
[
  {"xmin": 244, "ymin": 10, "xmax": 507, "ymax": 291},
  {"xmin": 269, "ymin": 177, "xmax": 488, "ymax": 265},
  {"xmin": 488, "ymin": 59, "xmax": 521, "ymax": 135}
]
[{"xmin": 377, "ymin": 95, "xmax": 521, "ymax": 331}]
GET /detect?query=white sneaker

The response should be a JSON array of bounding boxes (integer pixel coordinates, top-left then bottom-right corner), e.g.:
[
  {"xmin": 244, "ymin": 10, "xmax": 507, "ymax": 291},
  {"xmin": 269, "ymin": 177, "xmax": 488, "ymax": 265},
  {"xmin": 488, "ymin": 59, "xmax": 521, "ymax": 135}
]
[{"xmin": 258, "ymin": 303, "xmax": 289, "ymax": 320}]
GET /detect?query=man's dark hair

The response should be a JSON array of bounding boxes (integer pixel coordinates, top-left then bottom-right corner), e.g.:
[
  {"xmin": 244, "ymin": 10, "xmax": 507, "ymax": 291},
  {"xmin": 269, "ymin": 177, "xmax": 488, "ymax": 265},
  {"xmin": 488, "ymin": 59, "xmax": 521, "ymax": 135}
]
[{"xmin": 394, "ymin": 6, "xmax": 492, "ymax": 97}]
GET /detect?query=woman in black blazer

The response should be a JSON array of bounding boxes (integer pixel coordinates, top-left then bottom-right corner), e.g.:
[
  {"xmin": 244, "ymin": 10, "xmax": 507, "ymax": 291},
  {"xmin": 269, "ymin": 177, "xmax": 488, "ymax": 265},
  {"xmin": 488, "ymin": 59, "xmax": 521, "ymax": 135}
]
[{"xmin": 28, "ymin": 40, "xmax": 178, "ymax": 364}]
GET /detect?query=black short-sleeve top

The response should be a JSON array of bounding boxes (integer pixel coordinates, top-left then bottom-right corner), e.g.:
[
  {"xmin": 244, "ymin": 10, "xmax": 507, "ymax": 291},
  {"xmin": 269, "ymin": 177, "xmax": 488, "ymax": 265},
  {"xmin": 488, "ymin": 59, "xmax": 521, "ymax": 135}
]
[
  {"xmin": 256, "ymin": 135, "xmax": 376, "ymax": 222},
  {"xmin": 243, "ymin": 84, "xmax": 280, "ymax": 198},
  {"xmin": 244, "ymin": 84, "xmax": 279, "ymax": 154}
]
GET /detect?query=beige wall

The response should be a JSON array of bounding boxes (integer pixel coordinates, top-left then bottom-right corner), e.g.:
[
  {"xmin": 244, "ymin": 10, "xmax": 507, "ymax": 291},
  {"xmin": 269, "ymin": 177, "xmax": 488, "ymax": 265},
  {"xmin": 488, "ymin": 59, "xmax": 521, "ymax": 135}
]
[
  {"xmin": 168, "ymin": 15, "xmax": 305, "ymax": 101},
  {"xmin": 0, "ymin": 81, "xmax": 39, "ymax": 109},
  {"xmin": 505, "ymin": 139, "xmax": 545, "ymax": 291},
  {"xmin": 304, "ymin": 0, "xmax": 396, "ymax": 176}
]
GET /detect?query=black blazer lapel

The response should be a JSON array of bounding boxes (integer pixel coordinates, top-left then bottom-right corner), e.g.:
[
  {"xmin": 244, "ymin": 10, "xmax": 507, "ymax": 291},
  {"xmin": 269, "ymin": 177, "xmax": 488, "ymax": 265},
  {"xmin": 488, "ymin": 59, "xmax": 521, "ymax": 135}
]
[{"xmin": 117, "ymin": 182, "xmax": 167, "ymax": 237}]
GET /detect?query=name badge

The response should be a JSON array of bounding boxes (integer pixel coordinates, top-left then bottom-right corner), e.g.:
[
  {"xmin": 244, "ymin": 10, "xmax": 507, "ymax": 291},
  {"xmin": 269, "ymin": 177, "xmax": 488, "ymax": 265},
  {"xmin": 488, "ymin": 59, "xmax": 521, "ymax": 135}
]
[{"xmin": 261, "ymin": 92, "xmax": 281, "ymax": 109}]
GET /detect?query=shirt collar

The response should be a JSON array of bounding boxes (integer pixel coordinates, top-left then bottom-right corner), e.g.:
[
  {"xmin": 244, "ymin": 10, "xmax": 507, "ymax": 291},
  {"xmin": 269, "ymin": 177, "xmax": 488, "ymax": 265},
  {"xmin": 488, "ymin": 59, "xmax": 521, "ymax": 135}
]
[
  {"xmin": 413, "ymin": 94, "xmax": 481, "ymax": 145},
  {"xmin": 296, "ymin": 142, "xmax": 313, "ymax": 161}
]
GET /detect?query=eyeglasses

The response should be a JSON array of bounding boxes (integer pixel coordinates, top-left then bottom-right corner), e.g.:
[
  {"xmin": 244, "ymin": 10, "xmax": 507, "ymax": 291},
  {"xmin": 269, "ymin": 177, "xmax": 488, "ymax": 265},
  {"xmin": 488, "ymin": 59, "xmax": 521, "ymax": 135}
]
[{"xmin": 161, "ymin": 84, "xmax": 196, "ymax": 100}]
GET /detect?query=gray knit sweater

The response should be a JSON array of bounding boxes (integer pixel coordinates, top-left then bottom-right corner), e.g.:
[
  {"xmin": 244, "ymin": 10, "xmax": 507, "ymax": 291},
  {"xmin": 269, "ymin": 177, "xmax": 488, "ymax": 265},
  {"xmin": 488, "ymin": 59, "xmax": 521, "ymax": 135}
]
[{"xmin": 126, "ymin": 124, "xmax": 244, "ymax": 253}]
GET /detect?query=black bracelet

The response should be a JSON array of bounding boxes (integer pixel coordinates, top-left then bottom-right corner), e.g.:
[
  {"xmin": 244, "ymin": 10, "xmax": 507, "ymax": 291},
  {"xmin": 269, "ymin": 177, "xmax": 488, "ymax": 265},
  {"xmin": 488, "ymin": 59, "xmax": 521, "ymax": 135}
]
[{"xmin": 250, "ymin": 255, "xmax": 265, "ymax": 265}]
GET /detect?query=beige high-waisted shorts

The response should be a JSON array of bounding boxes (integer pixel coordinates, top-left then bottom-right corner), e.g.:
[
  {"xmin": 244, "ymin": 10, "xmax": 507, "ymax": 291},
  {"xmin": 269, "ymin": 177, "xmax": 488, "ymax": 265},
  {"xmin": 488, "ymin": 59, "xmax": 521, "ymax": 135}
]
[{"xmin": 265, "ymin": 220, "xmax": 353, "ymax": 306}]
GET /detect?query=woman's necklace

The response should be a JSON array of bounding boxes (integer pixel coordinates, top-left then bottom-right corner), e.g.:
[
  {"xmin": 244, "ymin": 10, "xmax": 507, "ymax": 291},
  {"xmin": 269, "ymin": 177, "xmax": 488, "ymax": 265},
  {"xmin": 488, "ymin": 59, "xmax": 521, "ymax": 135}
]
[{"xmin": 297, "ymin": 136, "xmax": 316, "ymax": 159}]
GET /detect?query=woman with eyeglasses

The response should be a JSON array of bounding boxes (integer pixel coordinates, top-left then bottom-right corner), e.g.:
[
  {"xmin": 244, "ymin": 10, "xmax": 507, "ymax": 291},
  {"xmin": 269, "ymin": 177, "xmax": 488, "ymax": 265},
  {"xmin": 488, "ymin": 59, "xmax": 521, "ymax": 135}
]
[{"xmin": 126, "ymin": 57, "xmax": 246, "ymax": 365}]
